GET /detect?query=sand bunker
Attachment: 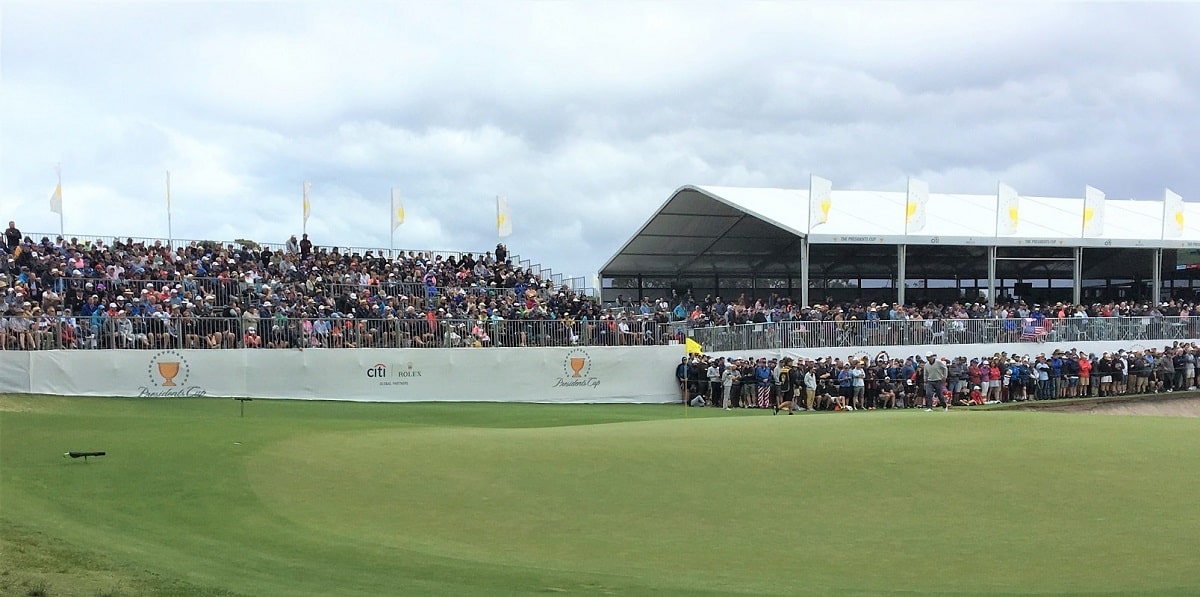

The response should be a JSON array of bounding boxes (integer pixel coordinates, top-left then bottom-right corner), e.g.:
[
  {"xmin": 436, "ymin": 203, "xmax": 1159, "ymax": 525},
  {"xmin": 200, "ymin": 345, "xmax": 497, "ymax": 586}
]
[{"xmin": 1033, "ymin": 395, "xmax": 1200, "ymax": 418}]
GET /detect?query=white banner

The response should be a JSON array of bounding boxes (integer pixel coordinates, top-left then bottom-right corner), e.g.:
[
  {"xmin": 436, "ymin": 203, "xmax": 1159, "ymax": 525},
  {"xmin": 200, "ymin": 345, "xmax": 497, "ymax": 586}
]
[
  {"xmin": 391, "ymin": 188, "xmax": 405, "ymax": 231},
  {"xmin": 1164, "ymin": 188, "xmax": 1184, "ymax": 239},
  {"xmin": 2, "ymin": 346, "xmax": 683, "ymax": 404},
  {"xmin": 905, "ymin": 178, "xmax": 928, "ymax": 234},
  {"xmin": 997, "ymin": 182, "xmax": 1019, "ymax": 235},
  {"xmin": 809, "ymin": 175, "xmax": 832, "ymax": 231},
  {"xmin": 0, "ymin": 351, "xmax": 31, "ymax": 393},
  {"xmin": 1083, "ymin": 185, "xmax": 1105, "ymax": 237}
]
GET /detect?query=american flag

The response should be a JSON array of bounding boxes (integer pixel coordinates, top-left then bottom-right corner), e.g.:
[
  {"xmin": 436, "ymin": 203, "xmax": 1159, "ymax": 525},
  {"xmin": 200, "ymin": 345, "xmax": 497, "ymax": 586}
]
[{"xmin": 1020, "ymin": 319, "xmax": 1048, "ymax": 342}]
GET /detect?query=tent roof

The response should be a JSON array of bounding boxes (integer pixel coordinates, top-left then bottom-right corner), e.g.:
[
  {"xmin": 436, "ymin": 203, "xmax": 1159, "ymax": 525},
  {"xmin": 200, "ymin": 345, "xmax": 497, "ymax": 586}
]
[{"xmin": 600, "ymin": 184, "xmax": 1194, "ymax": 276}]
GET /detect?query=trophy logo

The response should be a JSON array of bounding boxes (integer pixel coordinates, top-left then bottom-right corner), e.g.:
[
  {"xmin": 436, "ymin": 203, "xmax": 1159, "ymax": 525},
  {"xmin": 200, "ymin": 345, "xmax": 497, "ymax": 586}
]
[
  {"xmin": 563, "ymin": 348, "xmax": 591, "ymax": 379},
  {"xmin": 148, "ymin": 350, "xmax": 190, "ymax": 388},
  {"xmin": 157, "ymin": 361, "xmax": 181, "ymax": 386}
]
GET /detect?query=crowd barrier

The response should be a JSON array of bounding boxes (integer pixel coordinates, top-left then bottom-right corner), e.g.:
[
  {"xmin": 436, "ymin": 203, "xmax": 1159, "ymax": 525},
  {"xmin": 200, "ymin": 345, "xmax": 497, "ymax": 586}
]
[
  {"xmin": 6, "ymin": 314, "xmax": 1197, "ymax": 352},
  {"xmin": 664, "ymin": 316, "xmax": 1200, "ymax": 352},
  {"xmin": 0, "ymin": 315, "xmax": 657, "ymax": 350},
  {"xmin": 708, "ymin": 338, "xmax": 1200, "ymax": 366},
  {"xmin": 0, "ymin": 345, "xmax": 683, "ymax": 403}
]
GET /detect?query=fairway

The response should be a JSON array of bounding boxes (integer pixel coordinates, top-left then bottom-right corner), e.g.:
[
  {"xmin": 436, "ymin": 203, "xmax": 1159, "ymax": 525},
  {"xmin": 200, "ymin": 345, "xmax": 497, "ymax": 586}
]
[{"xmin": 3, "ymin": 395, "xmax": 1200, "ymax": 596}]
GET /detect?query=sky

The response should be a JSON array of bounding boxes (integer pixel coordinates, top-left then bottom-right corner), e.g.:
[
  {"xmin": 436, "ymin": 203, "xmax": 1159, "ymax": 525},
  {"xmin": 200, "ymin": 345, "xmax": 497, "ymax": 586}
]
[{"xmin": 2, "ymin": 2, "xmax": 1198, "ymax": 288}]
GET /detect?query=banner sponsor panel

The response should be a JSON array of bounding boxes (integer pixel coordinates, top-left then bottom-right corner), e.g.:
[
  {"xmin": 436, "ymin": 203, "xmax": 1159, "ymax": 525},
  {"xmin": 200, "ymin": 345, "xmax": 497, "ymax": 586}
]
[{"xmin": 1, "ymin": 346, "xmax": 682, "ymax": 404}]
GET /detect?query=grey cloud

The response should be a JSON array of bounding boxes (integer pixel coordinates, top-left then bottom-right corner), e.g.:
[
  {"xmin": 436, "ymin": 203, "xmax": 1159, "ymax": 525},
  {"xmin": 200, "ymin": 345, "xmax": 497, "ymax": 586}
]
[{"xmin": 2, "ymin": 2, "xmax": 1198, "ymax": 282}]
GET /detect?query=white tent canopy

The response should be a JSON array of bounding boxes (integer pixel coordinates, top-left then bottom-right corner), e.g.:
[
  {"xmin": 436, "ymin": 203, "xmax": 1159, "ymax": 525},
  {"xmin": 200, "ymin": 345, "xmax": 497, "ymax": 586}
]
[{"xmin": 601, "ymin": 184, "xmax": 1191, "ymax": 276}]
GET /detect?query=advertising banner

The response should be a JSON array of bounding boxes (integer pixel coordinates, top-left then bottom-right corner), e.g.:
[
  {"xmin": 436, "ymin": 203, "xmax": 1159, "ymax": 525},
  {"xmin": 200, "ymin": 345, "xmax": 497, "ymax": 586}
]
[{"xmin": 2, "ymin": 346, "xmax": 683, "ymax": 404}]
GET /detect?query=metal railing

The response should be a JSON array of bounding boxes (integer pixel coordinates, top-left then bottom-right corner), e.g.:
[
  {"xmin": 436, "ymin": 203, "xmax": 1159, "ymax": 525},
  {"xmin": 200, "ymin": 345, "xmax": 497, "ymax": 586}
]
[
  {"xmin": 0, "ymin": 314, "xmax": 658, "ymax": 350},
  {"xmin": 661, "ymin": 316, "xmax": 1200, "ymax": 352},
  {"xmin": 8, "ymin": 312, "xmax": 1195, "ymax": 352}
]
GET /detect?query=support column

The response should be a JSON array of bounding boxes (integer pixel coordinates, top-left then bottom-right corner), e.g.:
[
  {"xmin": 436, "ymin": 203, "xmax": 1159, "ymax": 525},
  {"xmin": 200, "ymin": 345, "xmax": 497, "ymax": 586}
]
[
  {"xmin": 1152, "ymin": 248, "xmax": 1163, "ymax": 307},
  {"xmin": 897, "ymin": 244, "xmax": 907, "ymax": 307},
  {"xmin": 987, "ymin": 246, "xmax": 997, "ymax": 306},
  {"xmin": 1072, "ymin": 246, "xmax": 1083, "ymax": 306},
  {"xmin": 800, "ymin": 237, "xmax": 810, "ymax": 308}
]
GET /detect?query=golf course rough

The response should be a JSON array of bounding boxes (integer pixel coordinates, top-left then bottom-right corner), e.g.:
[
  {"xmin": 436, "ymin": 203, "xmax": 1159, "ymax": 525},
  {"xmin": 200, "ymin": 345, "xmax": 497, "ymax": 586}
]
[{"xmin": 2, "ymin": 394, "xmax": 1199, "ymax": 596}]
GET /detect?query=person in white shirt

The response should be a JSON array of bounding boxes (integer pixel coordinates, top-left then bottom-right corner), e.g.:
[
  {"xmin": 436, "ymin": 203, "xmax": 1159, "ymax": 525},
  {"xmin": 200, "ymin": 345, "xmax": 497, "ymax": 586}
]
[
  {"xmin": 707, "ymin": 360, "xmax": 721, "ymax": 406},
  {"xmin": 719, "ymin": 361, "xmax": 736, "ymax": 410}
]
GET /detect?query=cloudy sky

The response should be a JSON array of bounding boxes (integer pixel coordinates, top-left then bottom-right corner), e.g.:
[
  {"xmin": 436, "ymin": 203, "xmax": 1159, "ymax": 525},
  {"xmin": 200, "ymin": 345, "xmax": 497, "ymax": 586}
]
[{"xmin": 2, "ymin": 2, "xmax": 1198, "ymax": 285}]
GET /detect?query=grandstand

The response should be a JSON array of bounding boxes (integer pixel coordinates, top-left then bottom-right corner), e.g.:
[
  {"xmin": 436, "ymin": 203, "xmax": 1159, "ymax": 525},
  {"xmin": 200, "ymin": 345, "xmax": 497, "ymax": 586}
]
[
  {"xmin": 599, "ymin": 183, "xmax": 1196, "ymax": 308},
  {"xmin": 0, "ymin": 228, "xmax": 614, "ymax": 350}
]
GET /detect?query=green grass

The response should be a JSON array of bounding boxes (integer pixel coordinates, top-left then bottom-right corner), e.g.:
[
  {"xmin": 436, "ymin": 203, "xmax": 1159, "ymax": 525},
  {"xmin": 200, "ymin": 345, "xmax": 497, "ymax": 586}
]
[{"xmin": 2, "ymin": 394, "xmax": 1199, "ymax": 596}]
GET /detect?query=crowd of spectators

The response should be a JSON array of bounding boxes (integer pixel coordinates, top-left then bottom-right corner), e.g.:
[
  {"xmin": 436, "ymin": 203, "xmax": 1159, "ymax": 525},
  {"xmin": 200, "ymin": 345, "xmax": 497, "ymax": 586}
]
[
  {"xmin": 3, "ymin": 219, "xmax": 1198, "ymax": 351},
  {"xmin": 628, "ymin": 292, "xmax": 1197, "ymax": 329},
  {"xmin": 0, "ymin": 221, "xmax": 621, "ymax": 349},
  {"xmin": 677, "ymin": 343, "xmax": 1200, "ymax": 411}
]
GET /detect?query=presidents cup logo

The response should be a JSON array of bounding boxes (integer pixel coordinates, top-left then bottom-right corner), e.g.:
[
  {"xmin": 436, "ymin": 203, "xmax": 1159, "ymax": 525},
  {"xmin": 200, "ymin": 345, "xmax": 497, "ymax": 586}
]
[
  {"xmin": 140, "ymin": 350, "xmax": 207, "ymax": 398},
  {"xmin": 555, "ymin": 348, "xmax": 600, "ymax": 388}
]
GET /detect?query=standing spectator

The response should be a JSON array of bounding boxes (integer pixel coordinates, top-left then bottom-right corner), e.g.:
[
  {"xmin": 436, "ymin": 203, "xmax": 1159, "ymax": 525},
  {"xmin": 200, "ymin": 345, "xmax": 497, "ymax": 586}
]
[
  {"xmin": 754, "ymin": 358, "xmax": 774, "ymax": 409},
  {"xmin": 675, "ymin": 357, "xmax": 689, "ymax": 404},
  {"xmin": 922, "ymin": 351, "xmax": 948, "ymax": 411},
  {"xmin": 299, "ymin": 234, "xmax": 313, "ymax": 261},
  {"xmin": 850, "ymin": 359, "xmax": 866, "ymax": 411},
  {"xmin": 1035, "ymin": 355, "xmax": 1051, "ymax": 399},
  {"xmin": 495, "ymin": 243, "xmax": 508, "ymax": 263},
  {"xmin": 803, "ymin": 364, "xmax": 817, "ymax": 411},
  {"xmin": 720, "ymin": 361, "xmax": 735, "ymax": 410},
  {"xmin": 286, "ymin": 235, "xmax": 300, "ymax": 255},
  {"xmin": 707, "ymin": 358, "xmax": 722, "ymax": 406},
  {"xmin": 1077, "ymin": 352, "xmax": 1092, "ymax": 397},
  {"xmin": 4, "ymin": 221, "xmax": 21, "ymax": 252}
]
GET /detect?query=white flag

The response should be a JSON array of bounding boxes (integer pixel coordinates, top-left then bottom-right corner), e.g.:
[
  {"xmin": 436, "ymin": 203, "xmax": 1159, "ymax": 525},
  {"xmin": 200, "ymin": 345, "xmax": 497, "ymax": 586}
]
[
  {"xmin": 905, "ymin": 178, "xmax": 928, "ymax": 233},
  {"xmin": 809, "ymin": 175, "xmax": 832, "ymax": 231},
  {"xmin": 1164, "ymin": 188, "xmax": 1184, "ymax": 239},
  {"xmin": 497, "ymin": 196, "xmax": 512, "ymax": 237},
  {"xmin": 391, "ymin": 188, "xmax": 405, "ymax": 231},
  {"xmin": 997, "ymin": 182, "xmax": 1019, "ymax": 235},
  {"xmin": 302, "ymin": 181, "xmax": 312, "ymax": 228},
  {"xmin": 50, "ymin": 183, "xmax": 63, "ymax": 215},
  {"xmin": 1083, "ymin": 185, "xmax": 1105, "ymax": 236}
]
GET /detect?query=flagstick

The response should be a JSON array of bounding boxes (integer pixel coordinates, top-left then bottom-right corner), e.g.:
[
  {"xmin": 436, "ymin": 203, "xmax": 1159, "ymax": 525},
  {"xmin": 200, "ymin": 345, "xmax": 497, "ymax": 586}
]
[{"xmin": 389, "ymin": 187, "xmax": 395, "ymax": 259}]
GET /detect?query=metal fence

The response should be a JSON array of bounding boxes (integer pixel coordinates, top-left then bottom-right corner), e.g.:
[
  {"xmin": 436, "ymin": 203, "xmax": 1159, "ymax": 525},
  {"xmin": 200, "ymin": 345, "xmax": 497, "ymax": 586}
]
[
  {"xmin": 661, "ymin": 316, "xmax": 1200, "ymax": 353},
  {"xmin": 0, "ymin": 314, "xmax": 658, "ymax": 350},
  {"xmin": 6, "ymin": 313, "xmax": 1196, "ymax": 352}
]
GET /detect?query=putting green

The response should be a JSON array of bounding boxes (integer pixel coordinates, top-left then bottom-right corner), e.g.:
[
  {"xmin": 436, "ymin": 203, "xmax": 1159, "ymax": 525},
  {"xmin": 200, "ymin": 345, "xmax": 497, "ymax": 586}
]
[
  {"xmin": 3, "ymin": 396, "xmax": 1200, "ymax": 596},
  {"xmin": 248, "ymin": 413, "xmax": 1200, "ymax": 596}
]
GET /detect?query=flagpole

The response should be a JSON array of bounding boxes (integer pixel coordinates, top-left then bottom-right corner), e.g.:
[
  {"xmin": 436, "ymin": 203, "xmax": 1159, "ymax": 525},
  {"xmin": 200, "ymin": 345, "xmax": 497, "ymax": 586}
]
[
  {"xmin": 166, "ymin": 170, "xmax": 173, "ymax": 250},
  {"xmin": 56, "ymin": 165, "xmax": 64, "ymax": 238},
  {"xmin": 389, "ymin": 187, "xmax": 395, "ymax": 258}
]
